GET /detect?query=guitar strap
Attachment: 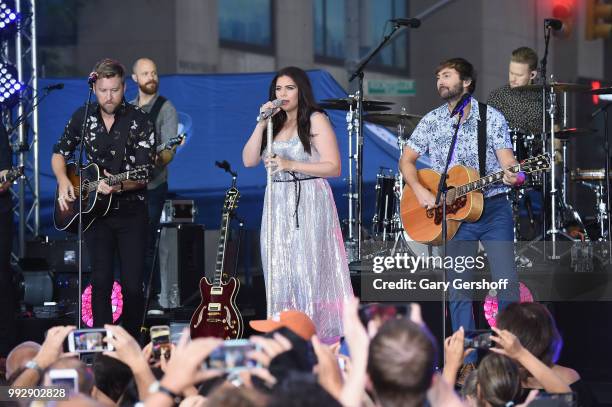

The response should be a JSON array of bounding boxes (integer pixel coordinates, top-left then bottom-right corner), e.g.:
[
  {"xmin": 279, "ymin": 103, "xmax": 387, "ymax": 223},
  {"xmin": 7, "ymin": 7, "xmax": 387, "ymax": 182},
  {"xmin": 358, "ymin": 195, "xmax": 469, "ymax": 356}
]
[
  {"xmin": 148, "ymin": 95, "xmax": 167, "ymax": 127},
  {"xmin": 478, "ymin": 102, "xmax": 488, "ymax": 177}
]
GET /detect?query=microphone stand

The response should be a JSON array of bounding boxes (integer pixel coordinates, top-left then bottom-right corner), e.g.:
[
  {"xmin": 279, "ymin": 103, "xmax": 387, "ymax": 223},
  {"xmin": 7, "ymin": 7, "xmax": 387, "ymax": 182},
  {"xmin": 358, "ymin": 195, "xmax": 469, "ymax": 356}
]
[
  {"xmin": 349, "ymin": 22, "xmax": 404, "ymax": 261},
  {"xmin": 76, "ymin": 85, "xmax": 95, "ymax": 329},
  {"xmin": 436, "ymin": 109, "xmax": 464, "ymax": 364},
  {"xmin": 265, "ymin": 117, "xmax": 274, "ymax": 318},
  {"xmin": 592, "ymin": 103, "xmax": 612, "ymax": 260}
]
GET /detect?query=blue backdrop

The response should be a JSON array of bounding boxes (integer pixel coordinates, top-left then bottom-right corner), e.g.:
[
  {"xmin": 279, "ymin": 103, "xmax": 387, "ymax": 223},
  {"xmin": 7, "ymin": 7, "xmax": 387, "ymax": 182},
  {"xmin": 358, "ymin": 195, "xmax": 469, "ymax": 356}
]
[{"xmin": 36, "ymin": 69, "xmax": 425, "ymax": 233}]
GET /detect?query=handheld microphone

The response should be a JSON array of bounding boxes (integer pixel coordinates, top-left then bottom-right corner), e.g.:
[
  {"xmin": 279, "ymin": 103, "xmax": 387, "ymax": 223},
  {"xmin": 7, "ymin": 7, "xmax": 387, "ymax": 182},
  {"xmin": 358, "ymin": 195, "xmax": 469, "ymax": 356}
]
[
  {"xmin": 544, "ymin": 18, "xmax": 563, "ymax": 31},
  {"xmin": 389, "ymin": 18, "xmax": 421, "ymax": 28},
  {"xmin": 450, "ymin": 93, "xmax": 472, "ymax": 118},
  {"xmin": 44, "ymin": 83, "xmax": 64, "ymax": 91},
  {"xmin": 257, "ymin": 99, "xmax": 285, "ymax": 122},
  {"xmin": 87, "ymin": 72, "xmax": 98, "ymax": 86}
]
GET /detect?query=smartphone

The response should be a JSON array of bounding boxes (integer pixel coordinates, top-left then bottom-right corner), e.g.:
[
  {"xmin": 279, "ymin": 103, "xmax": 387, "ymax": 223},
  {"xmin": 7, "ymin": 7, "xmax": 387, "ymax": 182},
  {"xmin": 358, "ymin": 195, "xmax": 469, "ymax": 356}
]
[
  {"xmin": 67, "ymin": 328, "xmax": 114, "ymax": 353},
  {"xmin": 48, "ymin": 369, "xmax": 79, "ymax": 393},
  {"xmin": 464, "ymin": 330, "xmax": 493, "ymax": 349},
  {"xmin": 205, "ymin": 339, "xmax": 261, "ymax": 373},
  {"xmin": 150, "ymin": 325, "xmax": 171, "ymax": 360},
  {"xmin": 358, "ymin": 303, "xmax": 412, "ymax": 327},
  {"xmin": 535, "ymin": 391, "xmax": 576, "ymax": 405}
]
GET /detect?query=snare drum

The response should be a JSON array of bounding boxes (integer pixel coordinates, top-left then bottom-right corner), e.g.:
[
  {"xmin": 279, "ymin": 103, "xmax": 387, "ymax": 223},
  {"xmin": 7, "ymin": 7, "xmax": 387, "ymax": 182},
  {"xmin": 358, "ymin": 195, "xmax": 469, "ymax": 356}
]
[{"xmin": 373, "ymin": 169, "xmax": 396, "ymax": 236}]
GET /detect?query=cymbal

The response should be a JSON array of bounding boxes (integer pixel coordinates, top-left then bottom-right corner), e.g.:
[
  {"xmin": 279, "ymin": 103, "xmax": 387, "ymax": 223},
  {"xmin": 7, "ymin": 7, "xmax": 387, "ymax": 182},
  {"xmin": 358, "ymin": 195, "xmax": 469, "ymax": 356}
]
[
  {"xmin": 319, "ymin": 98, "xmax": 393, "ymax": 112},
  {"xmin": 515, "ymin": 82, "xmax": 591, "ymax": 93},
  {"xmin": 363, "ymin": 112, "xmax": 422, "ymax": 128},
  {"xmin": 590, "ymin": 87, "xmax": 612, "ymax": 95},
  {"xmin": 553, "ymin": 128, "xmax": 595, "ymax": 139}
]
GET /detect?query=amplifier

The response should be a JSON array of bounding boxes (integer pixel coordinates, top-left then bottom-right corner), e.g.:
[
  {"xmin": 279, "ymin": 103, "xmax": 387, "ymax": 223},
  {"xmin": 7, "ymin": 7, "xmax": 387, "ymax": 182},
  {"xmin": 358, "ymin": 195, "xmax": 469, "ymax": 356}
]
[
  {"xmin": 158, "ymin": 224, "xmax": 205, "ymax": 308},
  {"xmin": 25, "ymin": 238, "xmax": 91, "ymax": 273},
  {"xmin": 160, "ymin": 200, "xmax": 197, "ymax": 224}
]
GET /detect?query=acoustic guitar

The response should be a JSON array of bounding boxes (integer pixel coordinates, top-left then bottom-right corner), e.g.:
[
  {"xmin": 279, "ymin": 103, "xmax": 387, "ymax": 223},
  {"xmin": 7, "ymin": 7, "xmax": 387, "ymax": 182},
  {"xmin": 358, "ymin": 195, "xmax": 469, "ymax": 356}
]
[
  {"xmin": 400, "ymin": 154, "xmax": 550, "ymax": 245},
  {"xmin": 53, "ymin": 163, "xmax": 149, "ymax": 233},
  {"xmin": 190, "ymin": 186, "xmax": 243, "ymax": 339}
]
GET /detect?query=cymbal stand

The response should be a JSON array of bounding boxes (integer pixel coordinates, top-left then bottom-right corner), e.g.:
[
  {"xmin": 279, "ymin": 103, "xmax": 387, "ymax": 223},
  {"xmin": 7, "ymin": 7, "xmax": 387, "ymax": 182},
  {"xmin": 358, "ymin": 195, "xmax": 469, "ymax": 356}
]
[
  {"xmin": 580, "ymin": 181, "xmax": 608, "ymax": 240},
  {"xmin": 390, "ymin": 123, "xmax": 415, "ymax": 256},
  {"xmin": 344, "ymin": 104, "xmax": 358, "ymax": 262},
  {"xmin": 546, "ymin": 81, "xmax": 561, "ymax": 258}
]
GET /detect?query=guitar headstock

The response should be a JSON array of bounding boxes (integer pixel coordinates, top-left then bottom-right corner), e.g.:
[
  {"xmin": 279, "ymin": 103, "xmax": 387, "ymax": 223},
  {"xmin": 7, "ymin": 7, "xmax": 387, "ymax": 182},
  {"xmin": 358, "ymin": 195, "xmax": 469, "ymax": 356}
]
[
  {"xmin": 167, "ymin": 134, "xmax": 186, "ymax": 149},
  {"xmin": 128, "ymin": 165, "xmax": 149, "ymax": 181},
  {"xmin": 3, "ymin": 165, "xmax": 24, "ymax": 183},
  {"xmin": 520, "ymin": 154, "xmax": 551, "ymax": 174},
  {"xmin": 223, "ymin": 187, "xmax": 240, "ymax": 214}
]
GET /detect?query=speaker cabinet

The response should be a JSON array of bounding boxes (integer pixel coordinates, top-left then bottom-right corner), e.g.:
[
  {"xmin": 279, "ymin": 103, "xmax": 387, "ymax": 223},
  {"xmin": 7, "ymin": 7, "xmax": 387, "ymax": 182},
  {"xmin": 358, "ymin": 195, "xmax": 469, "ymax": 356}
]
[{"xmin": 158, "ymin": 224, "xmax": 205, "ymax": 308}]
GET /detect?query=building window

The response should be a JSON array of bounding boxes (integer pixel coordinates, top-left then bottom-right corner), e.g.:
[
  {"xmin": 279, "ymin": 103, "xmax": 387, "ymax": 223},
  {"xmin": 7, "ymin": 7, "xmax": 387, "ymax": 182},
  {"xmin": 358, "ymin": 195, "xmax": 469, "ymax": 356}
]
[
  {"xmin": 219, "ymin": 0, "xmax": 273, "ymax": 52},
  {"xmin": 314, "ymin": 0, "xmax": 346, "ymax": 60},
  {"xmin": 360, "ymin": 0, "xmax": 408, "ymax": 70},
  {"xmin": 314, "ymin": 0, "xmax": 409, "ymax": 72}
]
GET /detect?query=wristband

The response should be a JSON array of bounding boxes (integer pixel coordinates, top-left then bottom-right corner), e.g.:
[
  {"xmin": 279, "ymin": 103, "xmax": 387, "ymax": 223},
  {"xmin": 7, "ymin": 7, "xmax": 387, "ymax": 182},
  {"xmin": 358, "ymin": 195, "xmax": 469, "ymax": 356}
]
[
  {"xmin": 25, "ymin": 360, "xmax": 45, "ymax": 377},
  {"xmin": 515, "ymin": 171, "xmax": 526, "ymax": 187}
]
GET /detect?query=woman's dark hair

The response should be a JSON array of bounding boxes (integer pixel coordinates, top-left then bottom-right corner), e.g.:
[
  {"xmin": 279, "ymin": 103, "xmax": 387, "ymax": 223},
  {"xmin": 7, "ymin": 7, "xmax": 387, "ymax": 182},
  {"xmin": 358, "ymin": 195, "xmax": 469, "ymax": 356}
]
[
  {"xmin": 435, "ymin": 57, "xmax": 477, "ymax": 93},
  {"xmin": 477, "ymin": 353, "xmax": 521, "ymax": 407},
  {"xmin": 496, "ymin": 302, "xmax": 563, "ymax": 368},
  {"xmin": 260, "ymin": 66, "xmax": 325, "ymax": 156}
]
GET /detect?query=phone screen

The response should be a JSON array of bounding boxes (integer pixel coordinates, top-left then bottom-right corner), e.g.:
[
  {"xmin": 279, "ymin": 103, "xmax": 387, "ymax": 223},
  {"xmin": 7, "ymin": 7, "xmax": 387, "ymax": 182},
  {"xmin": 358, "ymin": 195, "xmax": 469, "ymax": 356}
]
[
  {"xmin": 51, "ymin": 377, "xmax": 77, "ymax": 391},
  {"xmin": 205, "ymin": 340, "xmax": 260, "ymax": 372},
  {"xmin": 70, "ymin": 329, "xmax": 110, "ymax": 352},
  {"xmin": 150, "ymin": 325, "xmax": 171, "ymax": 360}
]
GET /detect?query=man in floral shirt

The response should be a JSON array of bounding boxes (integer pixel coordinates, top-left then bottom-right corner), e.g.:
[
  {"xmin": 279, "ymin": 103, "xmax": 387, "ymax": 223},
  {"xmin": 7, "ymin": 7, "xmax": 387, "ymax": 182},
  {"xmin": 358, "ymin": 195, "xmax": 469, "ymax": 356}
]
[
  {"xmin": 400, "ymin": 58, "xmax": 521, "ymax": 379},
  {"xmin": 51, "ymin": 58, "xmax": 156, "ymax": 338}
]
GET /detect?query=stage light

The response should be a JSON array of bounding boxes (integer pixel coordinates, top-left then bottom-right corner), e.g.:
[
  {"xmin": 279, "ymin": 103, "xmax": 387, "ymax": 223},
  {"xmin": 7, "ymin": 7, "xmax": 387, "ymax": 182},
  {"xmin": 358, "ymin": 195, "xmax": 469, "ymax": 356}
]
[
  {"xmin": 0, "ymin": 61, "xmax": 23, "ymax": 108},
  {"xmin": 0, "ymin": 1, "xmax": 20, "ymax": 39},
  {"xmin": 484, "ymin": 282, "xmax": 534, "ymax": 327},
  {"xmin": 81, "ymin": 281, "xmax": 124, "ymax": 327},
  {"xmin": 592, "ymin": 80, "xmax": 601, "ymax": 104}
]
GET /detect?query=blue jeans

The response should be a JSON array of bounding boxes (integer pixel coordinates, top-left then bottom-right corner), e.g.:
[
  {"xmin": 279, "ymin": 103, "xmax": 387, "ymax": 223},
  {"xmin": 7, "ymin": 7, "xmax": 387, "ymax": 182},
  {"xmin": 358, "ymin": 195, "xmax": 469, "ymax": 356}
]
[{"xmin": 446, "ymin": 194, "xmax": 519, "ymax": 363}]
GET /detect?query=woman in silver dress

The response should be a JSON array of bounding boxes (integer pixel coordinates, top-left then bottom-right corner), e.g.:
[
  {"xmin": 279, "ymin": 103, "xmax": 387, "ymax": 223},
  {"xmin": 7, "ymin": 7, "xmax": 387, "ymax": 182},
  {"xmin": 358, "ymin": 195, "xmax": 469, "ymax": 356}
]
[{"xmin": 242, "ymin": 67, "xmax": 353, "ymax": 341}]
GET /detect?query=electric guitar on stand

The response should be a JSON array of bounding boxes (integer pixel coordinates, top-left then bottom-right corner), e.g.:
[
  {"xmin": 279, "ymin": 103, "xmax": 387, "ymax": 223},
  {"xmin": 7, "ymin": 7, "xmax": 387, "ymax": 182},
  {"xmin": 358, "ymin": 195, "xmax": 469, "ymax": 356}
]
[
  {"xmin": 400, "ymin": 154, "xmax": 550, "ymax": 245},
  {"xmin": 0, "ymin": 165, "xmax": 24, "ymax": 185},
  {"xmin": 190, "ymin": 185, "xmax": 243, "ymax": 339}
]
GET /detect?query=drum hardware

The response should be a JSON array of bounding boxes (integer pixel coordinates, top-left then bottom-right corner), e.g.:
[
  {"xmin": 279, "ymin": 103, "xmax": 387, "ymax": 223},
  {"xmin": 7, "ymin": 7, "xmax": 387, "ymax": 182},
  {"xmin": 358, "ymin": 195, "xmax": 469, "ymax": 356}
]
[
  {"xmin": 515, "ymin": 82, "xmax": 591, "ymax": 93},
  {"xmin": 572, "ymin": 169, "xmax": 612, "ymax": 241},
  {"xmin": 323, "ymin": 95, "xmax": 396, "ymax": 262},
  {"xmin": 319, "ymin": 97, "xmax": 393, "ymax": 112}
]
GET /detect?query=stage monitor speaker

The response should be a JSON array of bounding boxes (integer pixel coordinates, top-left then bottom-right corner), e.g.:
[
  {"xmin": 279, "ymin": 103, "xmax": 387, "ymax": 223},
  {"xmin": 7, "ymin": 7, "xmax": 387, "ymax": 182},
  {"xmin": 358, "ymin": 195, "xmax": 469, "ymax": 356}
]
[{"xmin": 158, "ymin": 224, "xmax": 205, "ymax": 308}]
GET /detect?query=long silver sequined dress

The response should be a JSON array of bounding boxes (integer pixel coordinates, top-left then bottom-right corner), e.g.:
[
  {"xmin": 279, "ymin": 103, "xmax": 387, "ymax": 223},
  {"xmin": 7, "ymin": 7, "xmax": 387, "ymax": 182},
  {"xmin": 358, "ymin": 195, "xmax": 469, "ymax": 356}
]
[{"xmin": 261, "ymin": 133, "xmax": 353, "ymax": 339}]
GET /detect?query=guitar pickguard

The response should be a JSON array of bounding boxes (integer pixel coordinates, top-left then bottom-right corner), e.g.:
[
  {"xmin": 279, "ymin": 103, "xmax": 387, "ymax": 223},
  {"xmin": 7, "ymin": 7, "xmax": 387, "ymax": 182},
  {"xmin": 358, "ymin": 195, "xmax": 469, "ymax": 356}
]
[{"xmin": 427, "ymin": 195, "xmax": 468, "ymax": 225}]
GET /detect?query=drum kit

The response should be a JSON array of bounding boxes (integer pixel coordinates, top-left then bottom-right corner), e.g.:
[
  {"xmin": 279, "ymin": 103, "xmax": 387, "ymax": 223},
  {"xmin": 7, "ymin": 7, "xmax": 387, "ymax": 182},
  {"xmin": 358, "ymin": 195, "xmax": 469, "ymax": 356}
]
[{"xmin": 320, "ymin": 84, "xmax": 612, "ymax": 263}]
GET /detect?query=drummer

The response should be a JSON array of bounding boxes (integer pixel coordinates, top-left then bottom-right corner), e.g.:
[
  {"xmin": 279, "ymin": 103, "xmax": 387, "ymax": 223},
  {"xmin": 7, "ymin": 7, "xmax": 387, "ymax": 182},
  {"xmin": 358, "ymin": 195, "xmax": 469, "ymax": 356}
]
[{"xmin": 486, "ymin": 47, "xmax": 544, "ymax": 134}]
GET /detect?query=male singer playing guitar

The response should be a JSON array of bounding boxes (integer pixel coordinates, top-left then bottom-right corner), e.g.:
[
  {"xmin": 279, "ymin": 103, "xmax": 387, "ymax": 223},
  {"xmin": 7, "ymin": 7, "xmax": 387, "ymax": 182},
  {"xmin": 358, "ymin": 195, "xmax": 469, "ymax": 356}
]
[
  {"xmin": 399, "ymin": 58, "xmax": 520, "ymax": 379},
  {"xmin": 51, "ymin": 58, "xmax": 155, "ymax": 339}
]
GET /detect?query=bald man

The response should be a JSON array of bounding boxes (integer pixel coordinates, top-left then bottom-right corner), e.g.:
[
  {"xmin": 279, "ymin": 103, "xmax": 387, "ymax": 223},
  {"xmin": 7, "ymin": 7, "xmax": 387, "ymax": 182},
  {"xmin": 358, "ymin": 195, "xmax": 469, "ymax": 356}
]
[
  {"xmin": 5, "ymin": 341, "xmax": 40, "ymax": 380},
  {"xmin": 130, "ymin": 58, "xmax": 178, "ymax": 316}
]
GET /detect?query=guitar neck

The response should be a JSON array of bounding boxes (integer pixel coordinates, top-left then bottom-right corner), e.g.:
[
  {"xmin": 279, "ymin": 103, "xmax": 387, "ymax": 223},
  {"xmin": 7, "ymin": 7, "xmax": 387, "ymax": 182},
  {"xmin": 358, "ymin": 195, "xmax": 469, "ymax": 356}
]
[
  {"xmin": 86, "ymin": 170, "xmax": 132, "ymax": 193},
  {"xmin": 213, "ymin": 212, "xmax": 231, "ymax": 287},
  {"xmin": 455, "ymin": 163, "xmax": 521, "ymax": 197}
]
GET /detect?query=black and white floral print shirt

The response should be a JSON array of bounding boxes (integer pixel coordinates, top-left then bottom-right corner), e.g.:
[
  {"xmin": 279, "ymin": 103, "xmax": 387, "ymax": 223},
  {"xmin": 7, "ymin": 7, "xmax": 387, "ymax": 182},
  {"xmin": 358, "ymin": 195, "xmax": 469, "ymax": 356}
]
[{"xmin": 53, "ymin": 100, "xmax": 156, "ymax": 200}]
